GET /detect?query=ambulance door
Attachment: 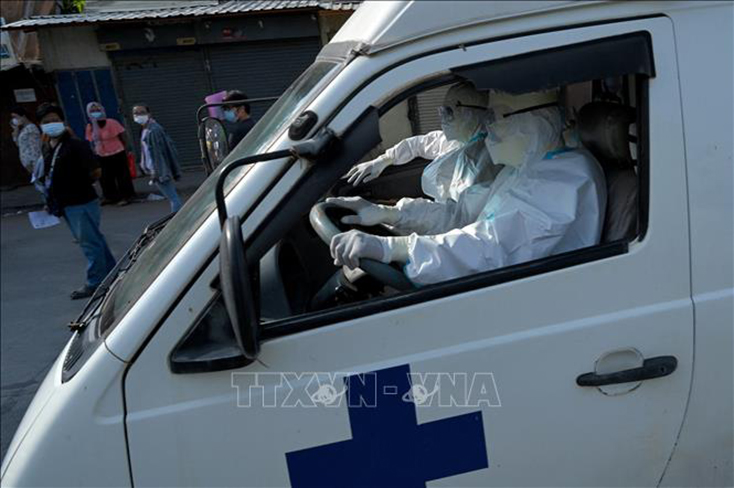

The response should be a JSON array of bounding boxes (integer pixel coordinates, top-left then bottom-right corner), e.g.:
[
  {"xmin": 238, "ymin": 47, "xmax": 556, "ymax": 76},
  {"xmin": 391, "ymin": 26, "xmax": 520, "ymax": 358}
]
[{"xmin": 123, "ymin": 18, "xmax": 692, "ymax": 487}]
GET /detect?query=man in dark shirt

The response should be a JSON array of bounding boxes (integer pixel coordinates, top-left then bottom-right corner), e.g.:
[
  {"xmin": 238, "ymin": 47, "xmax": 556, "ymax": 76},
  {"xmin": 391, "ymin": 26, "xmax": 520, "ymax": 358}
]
[
  {"xmin": 222, "ymin": 90, "xmax": 256, "ymax": 149},
  {"xmin": 36, "ymin": 103, "xmax": 116, "ymax": 299}
]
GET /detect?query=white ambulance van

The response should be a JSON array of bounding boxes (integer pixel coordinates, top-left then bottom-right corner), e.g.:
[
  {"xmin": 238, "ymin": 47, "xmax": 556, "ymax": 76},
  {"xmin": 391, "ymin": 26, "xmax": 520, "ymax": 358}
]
[{"xmin": 2, "ymin": 1, "xmax": 732, "ymax": 486}]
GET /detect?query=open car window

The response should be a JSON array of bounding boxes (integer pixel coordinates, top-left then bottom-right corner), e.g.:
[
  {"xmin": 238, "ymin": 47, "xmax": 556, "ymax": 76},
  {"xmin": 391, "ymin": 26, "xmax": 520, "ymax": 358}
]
[
  {"xmin": 255, "ymin": 75, "xmax": 643, "ymax": 323},
  {"xmin": 172, "ymin": 30, "xmax": 650, "ymax": 370}
]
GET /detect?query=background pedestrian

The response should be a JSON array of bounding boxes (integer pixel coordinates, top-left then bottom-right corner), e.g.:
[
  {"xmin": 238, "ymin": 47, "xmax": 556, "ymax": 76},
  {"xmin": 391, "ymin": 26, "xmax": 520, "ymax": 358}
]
[
  {"xmin": 85, "ymin": 101, "xmax": 135, "ymax": 206},
  {"xmin": 222, "ymin": 90, "xmax": 255, "ymax": 148},
  {"xmin": 132, "ymin": 104, "xmax": 183, "ymax": 213},
  {"xmin": 10, "ymin": 106, "xmax": 42, "ymax": 176},
  {"xmin": 36, "ymin": 103, "xmax": 116, "ymax": 300}
]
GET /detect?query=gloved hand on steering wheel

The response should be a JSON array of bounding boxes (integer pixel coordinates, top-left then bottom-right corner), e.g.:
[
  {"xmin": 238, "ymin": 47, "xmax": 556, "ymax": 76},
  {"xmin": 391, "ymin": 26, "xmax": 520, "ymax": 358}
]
[
  {"xmin": 325, "ymin": 196, "xmax": 401, "ymax": 226},
  {"xmin": 342, "ymin": 155, "xmax": 394, "ymax": 186},
  {"xmin": 330, "ymin": 230, "xmax": 410, "ymax": 270}
]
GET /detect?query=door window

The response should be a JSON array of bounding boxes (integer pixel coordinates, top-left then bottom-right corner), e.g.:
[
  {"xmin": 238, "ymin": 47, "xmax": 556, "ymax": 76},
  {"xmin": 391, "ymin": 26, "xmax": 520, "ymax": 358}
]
[{"xmin": 173, "ymin": 32, "xmax": 650, "ymax": 364}]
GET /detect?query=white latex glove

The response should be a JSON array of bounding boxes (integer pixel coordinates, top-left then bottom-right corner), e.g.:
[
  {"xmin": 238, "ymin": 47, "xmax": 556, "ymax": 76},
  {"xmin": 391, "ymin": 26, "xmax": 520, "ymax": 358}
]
[
  {"xmin": 325, "ymin": 196, "xmax": 400, "ymax": 226},
  {"xmin": 343, "ymin": 155, "xmax": 393, "ymax": 186},
  {"xmin": 330, "ymin": 230, "xmax": 385, "ymax": 269},
  {"xmin": 330, "ymin": 230, "xmax": 410, "ymax": 270}
]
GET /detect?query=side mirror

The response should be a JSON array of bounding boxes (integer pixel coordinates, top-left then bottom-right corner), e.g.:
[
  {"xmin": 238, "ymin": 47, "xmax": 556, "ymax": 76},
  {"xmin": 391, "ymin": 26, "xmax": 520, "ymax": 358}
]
[
  {"xmin": 219, "ymin": 216, "xmax": 260, "ymax": 360},
  {"xmin": 198, "ymin": 116, "xmax": 229, "ymax": 174},
  {"xmin": 204, "ymin": 117, "xmax": 230, "ymax": 171}
]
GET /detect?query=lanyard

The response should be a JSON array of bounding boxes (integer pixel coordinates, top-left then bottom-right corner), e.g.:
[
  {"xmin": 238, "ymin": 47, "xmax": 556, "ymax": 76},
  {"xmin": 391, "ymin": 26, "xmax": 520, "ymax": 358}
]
[{"xmin": 44, "ymin": 142, "xmax": 63, "ymax": 191}]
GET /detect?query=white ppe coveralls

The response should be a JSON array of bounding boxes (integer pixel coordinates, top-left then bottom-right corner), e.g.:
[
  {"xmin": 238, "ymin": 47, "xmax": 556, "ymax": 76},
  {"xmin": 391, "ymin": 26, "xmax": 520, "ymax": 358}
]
[
  {"xmin": 393, "ymin": 145, "xmax": 606, "ymax": 284},
  {"xmin": 330, "ymin": 102, "xmax": 607, "ymax": 286},
  {"xmin": 344, "ymin": 82, "xmax": 492, "ymax": 202}
]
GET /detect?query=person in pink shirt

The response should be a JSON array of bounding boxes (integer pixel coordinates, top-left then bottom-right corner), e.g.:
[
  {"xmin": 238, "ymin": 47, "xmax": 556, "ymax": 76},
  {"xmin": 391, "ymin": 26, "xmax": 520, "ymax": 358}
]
[{"xmin": 85, "ymin": 102, "xmax": 135, "ymax": 206}]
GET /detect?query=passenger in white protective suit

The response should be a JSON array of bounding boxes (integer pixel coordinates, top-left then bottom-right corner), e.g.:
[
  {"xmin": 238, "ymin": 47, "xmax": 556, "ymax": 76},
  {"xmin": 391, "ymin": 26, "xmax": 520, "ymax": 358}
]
[
  {"xmin": 344, "ymin": 82, "xmax": 500, "ymax": 203},
  {"xmin": 328, "ymin": 89, "xmax": 607, "ymax": 286}
]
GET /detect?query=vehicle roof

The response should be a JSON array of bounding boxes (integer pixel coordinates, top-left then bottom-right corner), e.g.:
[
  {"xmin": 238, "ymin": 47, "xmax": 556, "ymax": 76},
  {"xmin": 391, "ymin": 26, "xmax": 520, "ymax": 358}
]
[
  {"xmin": 330, "ymin": 0, "xmax": 718, "ymax": 56},
  {"xmin": 330, "ymin": 0, "xmax": 590, "ymax": 54}
]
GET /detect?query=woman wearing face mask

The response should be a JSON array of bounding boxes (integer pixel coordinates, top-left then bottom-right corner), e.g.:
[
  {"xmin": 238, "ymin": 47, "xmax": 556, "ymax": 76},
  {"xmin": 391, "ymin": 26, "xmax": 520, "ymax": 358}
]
[
  {"xmin": 35, "ymin": 103, "xmax": 116, "ymax": 299},
  {"xmin": 10, "ymin": 107, "xmax": 42, "ymax": 175},
  {"xmin": 132, "ymin": 104, "xmax": 183, "ymax": 213},
  {"xmin": 85, "ymin": 102, "xmax": 135, "ymax": 206}
]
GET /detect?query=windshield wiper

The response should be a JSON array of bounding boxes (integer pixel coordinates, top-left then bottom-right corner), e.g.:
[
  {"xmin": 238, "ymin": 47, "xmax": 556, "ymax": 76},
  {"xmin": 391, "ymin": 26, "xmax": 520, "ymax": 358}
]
[{"xmin": 68, "ymin": 213, "xmax": 175, "ymax": 332}]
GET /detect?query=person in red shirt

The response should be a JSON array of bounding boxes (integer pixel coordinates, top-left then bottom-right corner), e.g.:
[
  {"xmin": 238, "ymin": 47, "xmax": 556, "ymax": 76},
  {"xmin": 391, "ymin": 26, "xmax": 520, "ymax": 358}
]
[{"xmin": 85, "ymin": 102, "xmax": 135, "ymax": 206}]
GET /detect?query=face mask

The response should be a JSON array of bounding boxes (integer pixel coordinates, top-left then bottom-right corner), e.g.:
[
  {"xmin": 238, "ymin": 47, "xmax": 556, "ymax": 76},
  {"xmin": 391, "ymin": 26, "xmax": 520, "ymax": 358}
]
[
  {"xmin": 134, "ymin": 115, "xmax": 149, "ymax": 125},
  {"xmin": 41, "ymin": 122, "xmax": 66, "ymax": 138},
  {"xmin": 440, "ymin": 105, "xmax": 485, "ymax": 143},
  {"xmin": 90, "ymin": 111, "xmax": 104, "ymax": 119},
  {"xmin": 485, "ymin": 108, "xmax": 562, "ymax": 168},
  {"xmin": 223, "ymin": 109, "xmax": 237, "ymax": 123},
  {"xmin": 11, "ymin": 117, "xmax": 20, "ymax": 127}
]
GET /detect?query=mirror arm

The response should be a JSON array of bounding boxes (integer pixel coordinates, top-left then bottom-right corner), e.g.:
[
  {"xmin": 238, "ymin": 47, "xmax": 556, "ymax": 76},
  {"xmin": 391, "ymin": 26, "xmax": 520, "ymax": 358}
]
[
  {"xmin": 215, "ymin": 129, "xmax": 337, "ymax": 226},
  {"xmin": 215, "ymin": 149, "xmax": 292, "ymax": 226}
]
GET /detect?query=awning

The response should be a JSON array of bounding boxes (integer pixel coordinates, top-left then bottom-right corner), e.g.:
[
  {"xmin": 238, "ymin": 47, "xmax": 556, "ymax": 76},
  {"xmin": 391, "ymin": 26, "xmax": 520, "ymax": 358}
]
[{"xmin": 2, "ymin": 0, "xmax": 360, "ymax": 31}]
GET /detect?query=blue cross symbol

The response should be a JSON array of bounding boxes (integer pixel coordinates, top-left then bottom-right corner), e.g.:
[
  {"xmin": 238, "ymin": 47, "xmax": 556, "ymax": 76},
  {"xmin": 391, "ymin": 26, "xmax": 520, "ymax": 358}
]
[{"xmin": 286, "ymin": 364, "xmax": 488, "ymax": 487}]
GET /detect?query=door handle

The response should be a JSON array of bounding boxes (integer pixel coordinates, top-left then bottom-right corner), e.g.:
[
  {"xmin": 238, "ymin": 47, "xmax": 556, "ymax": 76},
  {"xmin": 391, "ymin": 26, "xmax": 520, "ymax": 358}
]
[{"xmin": 576, "ymin": 356, "xmax": 677, "ymax": 387}]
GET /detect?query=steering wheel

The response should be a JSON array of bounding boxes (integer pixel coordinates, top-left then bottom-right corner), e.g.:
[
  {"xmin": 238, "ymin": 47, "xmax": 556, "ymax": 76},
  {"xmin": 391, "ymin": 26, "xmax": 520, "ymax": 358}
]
[{"xmin": 309, "ymin": 202, "xmax": 416, "ymax": 291}]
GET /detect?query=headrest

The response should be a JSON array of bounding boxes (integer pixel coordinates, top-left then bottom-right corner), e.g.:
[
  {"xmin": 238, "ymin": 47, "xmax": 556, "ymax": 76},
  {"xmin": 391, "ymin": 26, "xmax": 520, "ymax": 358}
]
[{"xmin": 578, "ymin": 102, "xmax": 636, "ymax": 169}]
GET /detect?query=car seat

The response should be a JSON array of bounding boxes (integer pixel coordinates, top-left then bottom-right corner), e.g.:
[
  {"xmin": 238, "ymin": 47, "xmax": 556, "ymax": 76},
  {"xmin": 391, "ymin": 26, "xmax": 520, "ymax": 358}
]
[{"xmin": 578, "ymin": 102, "xmax": 639, "ymax": 243}]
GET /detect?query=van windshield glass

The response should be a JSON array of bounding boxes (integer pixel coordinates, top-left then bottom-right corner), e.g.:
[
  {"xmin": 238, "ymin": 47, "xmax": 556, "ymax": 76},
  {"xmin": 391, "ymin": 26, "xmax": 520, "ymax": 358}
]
[{"xmin": 98, "ymin": 60, "xmax": 340, "ymax": 335}]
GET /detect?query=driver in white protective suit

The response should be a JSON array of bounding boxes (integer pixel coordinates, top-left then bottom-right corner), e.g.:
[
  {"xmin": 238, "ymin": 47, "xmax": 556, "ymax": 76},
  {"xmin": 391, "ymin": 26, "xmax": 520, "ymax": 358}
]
[
  {"xmin": 344, "ymin": 82, "xmax": 501, "ymax": 203},
  {"xmin": 328, "ymin": 89, "xmax": 607, "ymax": 286}
]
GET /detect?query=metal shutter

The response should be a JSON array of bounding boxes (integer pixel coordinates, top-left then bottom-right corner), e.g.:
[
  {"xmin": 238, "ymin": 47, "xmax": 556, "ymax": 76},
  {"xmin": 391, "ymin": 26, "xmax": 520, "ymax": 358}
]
[
  {"xmin": 207, "ymin": 37, "xmax": 321, "ymax": 119},
  {"xmin": 112, "ymin": 48, "xmax": 211, "ymax": 167},
  {"xmin": 415, "ymin": 84, "xmax": 450, "ymax": 134}
]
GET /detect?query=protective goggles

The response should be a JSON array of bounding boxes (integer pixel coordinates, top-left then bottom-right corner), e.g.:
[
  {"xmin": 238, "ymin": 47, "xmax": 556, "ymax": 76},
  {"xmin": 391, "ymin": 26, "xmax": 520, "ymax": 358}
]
[
  {"xmin": 486, "ymin": 102, "xmax": 557, "ymax": 125},
  {"xmin": 438, "ymin": 102, "xmax": 488, "ymax": 123},
  {"xmin": 485, "ymin": 101, "xmax": 558, "ymax": 143}
]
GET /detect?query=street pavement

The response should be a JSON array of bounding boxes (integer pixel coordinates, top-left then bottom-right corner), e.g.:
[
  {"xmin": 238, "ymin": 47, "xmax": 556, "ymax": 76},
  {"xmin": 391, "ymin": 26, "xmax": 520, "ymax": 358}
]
[
  {"xmin": 0, "ymin": 173, "xmax": 204, "ymax": 460},
  {"xmin": 1, "ymin": 169, "xmax": 206, "ymax": 214}
]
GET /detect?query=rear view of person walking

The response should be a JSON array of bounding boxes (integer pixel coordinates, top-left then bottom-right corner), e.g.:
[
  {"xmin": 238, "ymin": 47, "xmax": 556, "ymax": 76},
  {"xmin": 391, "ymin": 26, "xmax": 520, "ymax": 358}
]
[
  {"xmin": 132, "ymin": 105, "xmax": 183, "ymax": 213},
  {"xmin": 85, "ymin": 102, "xmax": 135, "ymax": 206},
  {"xmin": 10, "ymin": 106, "xmax": 42, "ymax": 175},
  {"xmin": 36, "ymin": 103, "xmax": 116, "ymax": 300}
]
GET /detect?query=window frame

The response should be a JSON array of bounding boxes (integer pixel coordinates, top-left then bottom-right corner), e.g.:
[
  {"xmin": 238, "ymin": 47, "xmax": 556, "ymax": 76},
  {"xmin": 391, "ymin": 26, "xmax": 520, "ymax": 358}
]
[
  {"xmin": 252, "ymin": 39, "xmax": 652, "ymax": 339},
  {"xmin": 169, "ymin": 26, "xmax": 655, "ymax": 373}
]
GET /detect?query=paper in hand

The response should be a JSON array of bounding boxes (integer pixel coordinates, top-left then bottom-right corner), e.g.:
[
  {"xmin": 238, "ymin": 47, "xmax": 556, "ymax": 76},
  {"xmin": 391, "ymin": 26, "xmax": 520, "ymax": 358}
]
[{"xmin": 28, "ymin": 210, "xmax": 61, "ymax": 229}]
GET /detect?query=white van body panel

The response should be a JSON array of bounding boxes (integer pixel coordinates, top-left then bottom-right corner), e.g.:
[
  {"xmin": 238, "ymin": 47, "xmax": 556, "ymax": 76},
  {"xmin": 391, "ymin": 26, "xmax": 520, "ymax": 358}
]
[
  {"xmin": 332, "ymin": 1, "xmax": 717, "ymax": 56},
  {"xmin": 0, "ymin": 342, "xmax": 129, "ymax": 487},
  {"xmin": 333, "ymin": 1, "xmax": 587, "ymax": 53},
  {"xmin": 658, "ymin": 4, "xmax": 734, "ymax": 485},
  {"xmin": 0, "ymin": 341, "xmax": 69, "ymax": 479}
]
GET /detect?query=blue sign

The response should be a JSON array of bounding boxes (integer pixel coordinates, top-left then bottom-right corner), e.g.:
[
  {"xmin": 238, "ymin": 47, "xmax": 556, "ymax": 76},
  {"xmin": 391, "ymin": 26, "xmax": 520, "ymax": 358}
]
[{"xmin": 286, "ymin": 364, "xmax": 488, "ymax": 487}]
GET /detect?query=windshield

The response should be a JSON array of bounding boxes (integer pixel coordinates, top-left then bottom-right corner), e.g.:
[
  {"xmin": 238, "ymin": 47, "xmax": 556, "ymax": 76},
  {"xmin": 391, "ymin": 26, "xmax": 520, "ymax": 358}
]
[{"xmin": 98, "ymin": 60, "xmax": 341, "ymax": 335}]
